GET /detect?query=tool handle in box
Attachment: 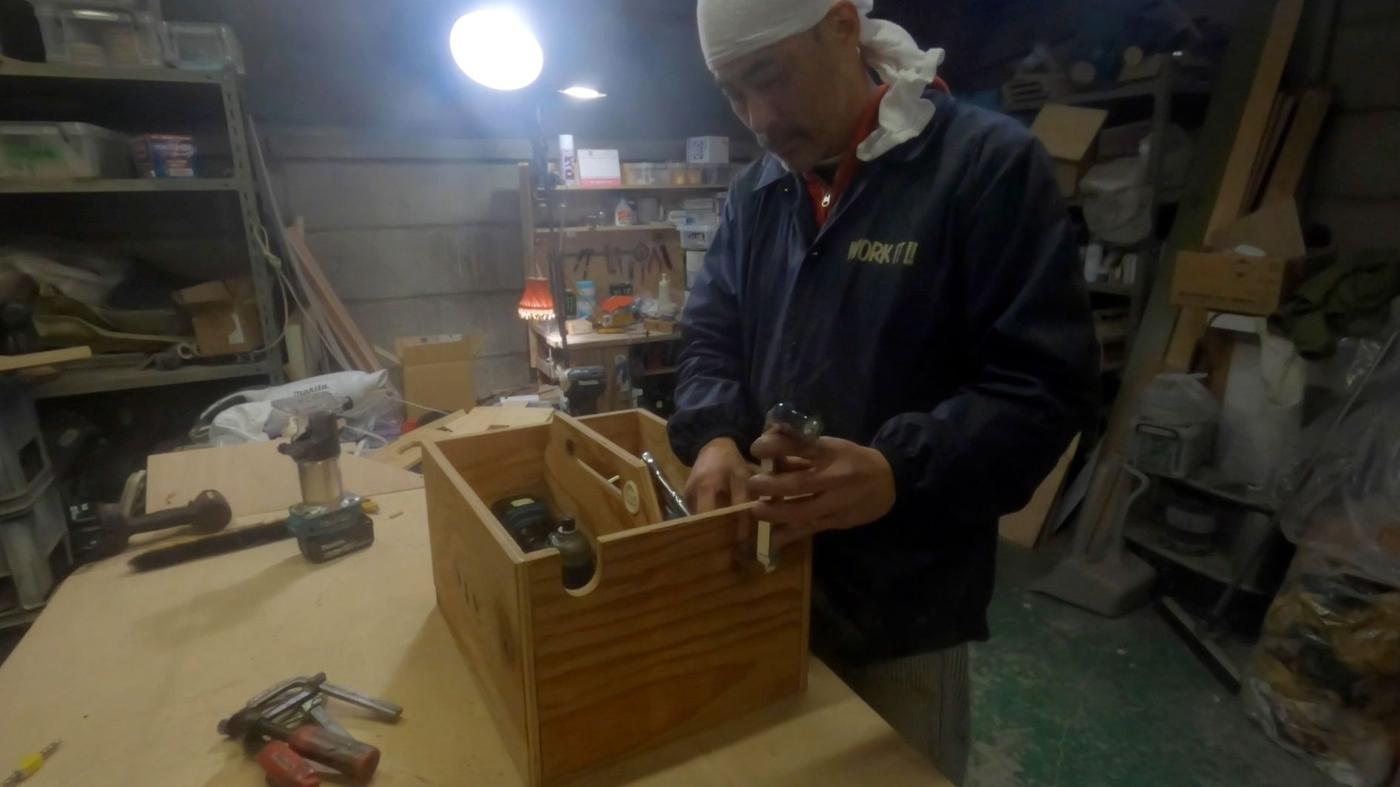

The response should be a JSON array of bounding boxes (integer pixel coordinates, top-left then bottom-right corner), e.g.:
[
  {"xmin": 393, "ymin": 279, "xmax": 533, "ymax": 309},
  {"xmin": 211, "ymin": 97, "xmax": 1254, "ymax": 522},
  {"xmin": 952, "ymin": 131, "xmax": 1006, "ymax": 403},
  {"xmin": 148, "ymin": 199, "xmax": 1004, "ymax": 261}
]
[{"xmin": 286, "ymin": 725, "xmax": 380, "ymax": 781}]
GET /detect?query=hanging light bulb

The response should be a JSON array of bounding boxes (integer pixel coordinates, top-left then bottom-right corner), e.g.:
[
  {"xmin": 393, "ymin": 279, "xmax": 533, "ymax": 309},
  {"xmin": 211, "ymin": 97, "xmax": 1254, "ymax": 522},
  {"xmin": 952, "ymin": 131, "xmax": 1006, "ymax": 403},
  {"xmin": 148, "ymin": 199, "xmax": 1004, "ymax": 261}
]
[
  {"xmin": 449, "ymin": 7, "xmax": 544, "ymax": 91},
  {"xmin": 517, "ymin": 277, "xmax": 555, "ymax": 320}
]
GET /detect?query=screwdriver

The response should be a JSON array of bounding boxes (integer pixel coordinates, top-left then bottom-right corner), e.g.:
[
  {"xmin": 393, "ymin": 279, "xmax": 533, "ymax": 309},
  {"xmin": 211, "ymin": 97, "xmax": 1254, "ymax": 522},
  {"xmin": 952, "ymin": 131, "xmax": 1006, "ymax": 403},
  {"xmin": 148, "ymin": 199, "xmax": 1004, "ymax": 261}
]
[
  {"xmin": 221, "ymin": 708, "xmax": 380, "ymax": 781},
  {"xmin": 3, "ymin": 741, "xmax": 60, "ymax": 787}
]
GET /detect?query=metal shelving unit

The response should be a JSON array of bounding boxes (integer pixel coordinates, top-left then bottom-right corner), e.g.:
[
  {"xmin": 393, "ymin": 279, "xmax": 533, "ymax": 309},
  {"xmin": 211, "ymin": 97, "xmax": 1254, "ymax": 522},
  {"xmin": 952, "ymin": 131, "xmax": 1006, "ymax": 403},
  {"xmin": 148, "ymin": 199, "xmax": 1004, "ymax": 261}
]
[
  {"xmin": 0, "ymin": 177, "xmax": 246, "ymax": 194},
  {"xmin": 558, "ymin": 183, "xmax": 728, "ymax": 193},
  {"xmin": 1006, "ymin": 60, "xmax": 1216, "ymax": 373},
  {"xmin": 0, "ymin": 57, "xmax": 220, "ymax": 83},
  {"xmin": 0, "ymin": 56, "xmax": 284, "ymax": 398},
  {"xmin": 31, "ymin": 360, "xmax": 268, "ymax": 399},
  {"xmin": 1002, "ymin": 76, "xmax": 1214, "ymax": 114}
]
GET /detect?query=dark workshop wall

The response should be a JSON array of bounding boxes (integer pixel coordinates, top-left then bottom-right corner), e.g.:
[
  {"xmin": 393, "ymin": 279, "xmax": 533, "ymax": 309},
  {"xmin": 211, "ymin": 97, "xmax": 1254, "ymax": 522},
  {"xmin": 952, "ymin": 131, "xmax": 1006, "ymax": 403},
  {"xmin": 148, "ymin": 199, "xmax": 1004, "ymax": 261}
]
[
  {"xmin": 161, "ymin": 0, "xmax": 744, "ymax": 138},
  {"xmin": 154, "ymin": 0, "xmax": 977, "ymax": 392},
  {"xmin": 955, "ymin": 0, "xmax": 1251, "ymax": 90},
  {"xmin": 157, "ymin": 0, "xmax": 753, "ymax": 394},
  {"xmin": 1305, "ymin": 0, "xmax": 1400, "ymax": 249}
]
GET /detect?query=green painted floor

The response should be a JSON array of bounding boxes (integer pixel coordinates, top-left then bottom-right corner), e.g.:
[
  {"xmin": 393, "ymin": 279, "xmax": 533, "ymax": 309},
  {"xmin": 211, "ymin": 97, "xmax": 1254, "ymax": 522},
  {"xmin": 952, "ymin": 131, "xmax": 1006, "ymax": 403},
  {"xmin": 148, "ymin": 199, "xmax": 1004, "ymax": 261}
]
[{"xmin": 966, "ymin": 543, "xmax": 1331, "ymax": 787}]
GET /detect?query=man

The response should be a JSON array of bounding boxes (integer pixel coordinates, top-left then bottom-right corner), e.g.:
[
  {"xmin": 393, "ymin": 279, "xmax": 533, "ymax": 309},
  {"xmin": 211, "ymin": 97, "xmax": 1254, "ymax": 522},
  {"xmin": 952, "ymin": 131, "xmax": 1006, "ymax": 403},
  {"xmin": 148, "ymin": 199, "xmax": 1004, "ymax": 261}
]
[{"xmin": 668, "ymin": 0, "xmax": 1099, "ymax": 782}]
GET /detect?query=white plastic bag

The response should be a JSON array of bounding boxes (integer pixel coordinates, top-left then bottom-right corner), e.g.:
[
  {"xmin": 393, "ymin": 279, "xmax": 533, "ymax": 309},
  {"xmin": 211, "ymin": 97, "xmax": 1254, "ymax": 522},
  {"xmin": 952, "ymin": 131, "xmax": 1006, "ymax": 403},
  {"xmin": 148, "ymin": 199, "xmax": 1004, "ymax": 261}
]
[
  {"xmin": 1138, "ymin": 373, "xmax": 1220, "ymax": 426},
  {"xmin": 1244, "ymin": 550, "xmax": 1399, "ymax": 787}
]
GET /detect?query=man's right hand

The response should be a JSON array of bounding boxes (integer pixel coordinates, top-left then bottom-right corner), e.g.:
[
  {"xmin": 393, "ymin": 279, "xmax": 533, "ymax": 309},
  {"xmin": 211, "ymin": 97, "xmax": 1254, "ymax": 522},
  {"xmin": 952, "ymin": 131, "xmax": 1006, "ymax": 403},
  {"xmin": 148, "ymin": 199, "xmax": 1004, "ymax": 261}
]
[{"xmin": 684, "ymin": 437, "xmax": 755, "ymax": 513}]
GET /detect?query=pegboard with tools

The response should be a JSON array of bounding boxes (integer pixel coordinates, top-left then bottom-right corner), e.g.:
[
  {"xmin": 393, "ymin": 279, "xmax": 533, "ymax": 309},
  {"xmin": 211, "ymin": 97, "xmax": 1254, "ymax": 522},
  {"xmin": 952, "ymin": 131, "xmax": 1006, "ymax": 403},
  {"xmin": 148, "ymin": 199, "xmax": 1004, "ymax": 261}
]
[{"xmin": 530, "ymin": 226, "xmax": 682, "ymax": 304}]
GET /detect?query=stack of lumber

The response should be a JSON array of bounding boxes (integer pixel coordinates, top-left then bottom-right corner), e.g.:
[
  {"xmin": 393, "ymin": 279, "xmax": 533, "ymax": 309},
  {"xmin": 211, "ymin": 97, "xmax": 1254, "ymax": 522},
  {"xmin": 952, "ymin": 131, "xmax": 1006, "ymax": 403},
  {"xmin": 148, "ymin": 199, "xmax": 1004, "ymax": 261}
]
[{"xmin": 1076, "ymin": 0, "xmax": 1333, "ymax": 548}]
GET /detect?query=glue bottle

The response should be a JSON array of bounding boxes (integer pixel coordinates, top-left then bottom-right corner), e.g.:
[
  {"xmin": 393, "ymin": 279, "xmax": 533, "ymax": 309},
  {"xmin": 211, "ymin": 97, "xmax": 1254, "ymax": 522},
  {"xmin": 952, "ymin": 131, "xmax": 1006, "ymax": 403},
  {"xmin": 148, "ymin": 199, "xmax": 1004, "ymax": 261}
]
[{"xmin": 656, "ymin": 273, "xmax": 675, "ymax": 316}]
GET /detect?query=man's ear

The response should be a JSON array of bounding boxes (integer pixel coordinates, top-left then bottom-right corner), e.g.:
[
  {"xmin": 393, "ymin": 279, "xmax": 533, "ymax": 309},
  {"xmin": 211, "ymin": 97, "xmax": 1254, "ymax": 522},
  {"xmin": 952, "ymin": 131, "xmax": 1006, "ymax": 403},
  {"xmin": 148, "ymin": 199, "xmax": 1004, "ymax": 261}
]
[{"xmin": 818, "ymin": 1, "xmax": 862, "ymax": 48}]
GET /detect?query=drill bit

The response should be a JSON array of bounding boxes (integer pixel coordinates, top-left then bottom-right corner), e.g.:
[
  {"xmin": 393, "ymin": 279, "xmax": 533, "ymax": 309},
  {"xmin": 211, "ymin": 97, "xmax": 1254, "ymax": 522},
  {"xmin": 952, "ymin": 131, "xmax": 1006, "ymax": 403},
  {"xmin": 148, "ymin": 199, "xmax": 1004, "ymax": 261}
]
[{"xmin": 3, "ymin": 741, "xmax": 60, "ymax": 787}]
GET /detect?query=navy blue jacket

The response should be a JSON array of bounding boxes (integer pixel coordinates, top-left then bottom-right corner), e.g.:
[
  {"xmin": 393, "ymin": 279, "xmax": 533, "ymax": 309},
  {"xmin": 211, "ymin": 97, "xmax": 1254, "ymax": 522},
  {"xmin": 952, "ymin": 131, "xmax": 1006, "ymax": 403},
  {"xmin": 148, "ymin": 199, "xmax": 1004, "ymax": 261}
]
[{"xmin": 668, "ymin": 92, "xmax": 1099, "ymax": 660}]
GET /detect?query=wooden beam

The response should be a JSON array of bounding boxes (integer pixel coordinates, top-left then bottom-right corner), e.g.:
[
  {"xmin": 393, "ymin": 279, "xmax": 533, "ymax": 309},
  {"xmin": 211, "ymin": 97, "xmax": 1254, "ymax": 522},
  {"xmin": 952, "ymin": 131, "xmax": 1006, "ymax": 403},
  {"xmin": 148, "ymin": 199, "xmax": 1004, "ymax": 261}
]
[
  {"xmin": 1244, "ymin": 92, "xmax": 1296, "ymax": 213},
  {"xmin": 1204, "ymin": 0, "xmax": 1306, "ymax": 237},
  {"xmin": 286, "ymin": 217, "xmax": 383, "ymax": 372},
  {"xmin": 1079, "ymin": 0, "xmax": 1306, "ymax": 546},
  {"xmin": 999, "ymin": 434, "xmax": 1081, "ymax": 549},
  {"xmin": 0, "ymin": 345, "xmax": 91, "ymax": 372},
  {"xmin": 1263, "ymin": 87, "xmax": 1333, "ymax": 202},
  {"xmin": 1162, "ymin": 0, "xmax": 1304, "ymax": 374}
]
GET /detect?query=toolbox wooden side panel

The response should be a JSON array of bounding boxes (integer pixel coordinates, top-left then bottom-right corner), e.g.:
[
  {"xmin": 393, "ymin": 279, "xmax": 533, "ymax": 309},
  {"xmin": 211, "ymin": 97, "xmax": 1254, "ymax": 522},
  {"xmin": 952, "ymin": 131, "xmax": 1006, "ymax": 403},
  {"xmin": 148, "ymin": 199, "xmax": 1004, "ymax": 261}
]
[
  {"xmin": 581, "ymin": 409, "xmax": 691, "ymax": 488},
  {"xmin": 433, "ymin": 424, "xmax": 554, "ymax": 506},
  {"xmin": 547, "ymin": 414, "xmax": 663, "ymax": 529},
  {"xmin": 422, "ymin": 441, "xmax": 539, "ymax": 784},
  {"xmin": 525, "ymin": 508, "xmax": 811, "ymax": 783}
]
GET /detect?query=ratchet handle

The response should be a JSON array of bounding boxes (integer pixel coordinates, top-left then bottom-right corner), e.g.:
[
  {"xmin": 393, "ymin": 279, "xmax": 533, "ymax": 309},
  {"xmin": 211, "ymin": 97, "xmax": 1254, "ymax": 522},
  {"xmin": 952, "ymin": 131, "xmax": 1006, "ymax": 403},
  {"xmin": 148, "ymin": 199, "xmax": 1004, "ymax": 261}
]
[{"xmin": 286, "ymin": 725, "xmax": 380, "ymax": 781}]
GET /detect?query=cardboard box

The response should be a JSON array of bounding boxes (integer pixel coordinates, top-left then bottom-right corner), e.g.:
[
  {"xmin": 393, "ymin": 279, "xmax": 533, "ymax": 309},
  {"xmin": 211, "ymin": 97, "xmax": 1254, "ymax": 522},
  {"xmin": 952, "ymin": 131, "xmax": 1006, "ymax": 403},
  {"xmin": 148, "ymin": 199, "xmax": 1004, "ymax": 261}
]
[
  {"xmin": 1031, "ymin": 104, "xmax": 1109, "ymax": 197},
  {"xmin": 577, "ymin": 149, "xmax": 621, "ymax": 187},
  {"xmin": 1050, "ymin": 161, "xmax": 1084, "ymax": 198},
  {"xmin": 395, "ymin": 334, "xmax": 482, "ymax": 419},
  {"xmin": 173, "ymin": 278, "xmax": 263, "ymax": 356},
  {"xmin": 1171, "ymin": 250, "xmax": 1305, "ymax": 316},
  {"xmin": 686, "ymin": 136, "xmax": 729, "ymax": 164},
  {"xmin": 131, "ymin": 133, "xmax": 196, "ymax": 178}
]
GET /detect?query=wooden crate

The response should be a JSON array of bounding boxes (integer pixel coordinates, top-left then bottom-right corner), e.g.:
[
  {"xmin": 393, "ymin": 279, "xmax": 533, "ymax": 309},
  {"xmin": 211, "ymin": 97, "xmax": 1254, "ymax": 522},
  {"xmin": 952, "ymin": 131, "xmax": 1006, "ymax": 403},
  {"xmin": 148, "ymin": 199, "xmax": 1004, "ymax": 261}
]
[{"xmin": 423, "ymin": 410, "xmax": 811, "ymax": 786}]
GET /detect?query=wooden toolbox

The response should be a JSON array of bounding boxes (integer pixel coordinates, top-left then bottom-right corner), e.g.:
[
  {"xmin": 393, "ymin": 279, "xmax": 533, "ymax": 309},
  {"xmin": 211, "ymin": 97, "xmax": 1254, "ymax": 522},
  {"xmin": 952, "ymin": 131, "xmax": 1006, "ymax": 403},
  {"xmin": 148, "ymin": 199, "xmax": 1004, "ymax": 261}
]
[{"xmin": 422, "ymin": 409, "xmax": 811, "ymax": 785}]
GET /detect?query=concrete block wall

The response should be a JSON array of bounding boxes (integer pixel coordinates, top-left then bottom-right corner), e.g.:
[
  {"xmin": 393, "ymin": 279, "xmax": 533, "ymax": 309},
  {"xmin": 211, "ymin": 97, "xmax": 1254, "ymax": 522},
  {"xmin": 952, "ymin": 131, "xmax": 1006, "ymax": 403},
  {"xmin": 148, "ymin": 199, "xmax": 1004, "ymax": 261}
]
[
  {"xmin": 1305, "ymin": 0, "xmax": 1400, "ymax": 249},
  {"xmin": 269, "ymin": 129, "xmax": 533, "ymax": 399}
]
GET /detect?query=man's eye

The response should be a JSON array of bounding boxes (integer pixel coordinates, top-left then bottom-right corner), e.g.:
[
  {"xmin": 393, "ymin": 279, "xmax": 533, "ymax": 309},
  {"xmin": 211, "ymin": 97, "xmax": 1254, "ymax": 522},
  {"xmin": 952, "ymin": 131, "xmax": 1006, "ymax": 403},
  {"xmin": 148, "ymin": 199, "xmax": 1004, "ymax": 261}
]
[{"xmin": 754, "ymin": 72, "xmax": 784, "ymax": 92}]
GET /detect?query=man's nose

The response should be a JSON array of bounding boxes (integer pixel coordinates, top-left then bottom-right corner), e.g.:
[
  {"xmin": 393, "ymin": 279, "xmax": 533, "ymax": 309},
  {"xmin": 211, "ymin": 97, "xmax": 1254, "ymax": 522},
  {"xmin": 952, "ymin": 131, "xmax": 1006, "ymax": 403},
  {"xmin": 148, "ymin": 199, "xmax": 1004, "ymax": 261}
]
[{"xmin": 745, "ymin": 97, "xmax": 777, "ymax": 136}]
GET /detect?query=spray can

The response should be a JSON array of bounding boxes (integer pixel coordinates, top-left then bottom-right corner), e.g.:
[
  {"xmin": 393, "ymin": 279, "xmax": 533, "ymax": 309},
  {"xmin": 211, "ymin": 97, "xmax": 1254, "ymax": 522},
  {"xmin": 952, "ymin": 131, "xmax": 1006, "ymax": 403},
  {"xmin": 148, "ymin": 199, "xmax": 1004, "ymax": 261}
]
[{"xmin": 548, "ymin": 518, "xmax": 595, "ymax": 590}]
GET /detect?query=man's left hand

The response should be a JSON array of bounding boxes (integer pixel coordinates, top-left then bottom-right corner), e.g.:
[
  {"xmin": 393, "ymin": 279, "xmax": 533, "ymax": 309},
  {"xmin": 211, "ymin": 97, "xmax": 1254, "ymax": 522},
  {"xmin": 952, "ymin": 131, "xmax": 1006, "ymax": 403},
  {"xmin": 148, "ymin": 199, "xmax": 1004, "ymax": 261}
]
[{"xmin": 747, "ymin": 431, "xmax": 897, "ymax": 549}]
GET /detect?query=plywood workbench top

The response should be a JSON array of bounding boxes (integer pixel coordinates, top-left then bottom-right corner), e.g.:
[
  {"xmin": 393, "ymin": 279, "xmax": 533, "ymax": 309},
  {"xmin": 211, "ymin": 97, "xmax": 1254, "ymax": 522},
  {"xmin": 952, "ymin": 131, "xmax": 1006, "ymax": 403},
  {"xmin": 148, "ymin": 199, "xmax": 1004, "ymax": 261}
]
[{"xmin": 0, "ymin": 487, "xmax": 949, "ymax": 786}]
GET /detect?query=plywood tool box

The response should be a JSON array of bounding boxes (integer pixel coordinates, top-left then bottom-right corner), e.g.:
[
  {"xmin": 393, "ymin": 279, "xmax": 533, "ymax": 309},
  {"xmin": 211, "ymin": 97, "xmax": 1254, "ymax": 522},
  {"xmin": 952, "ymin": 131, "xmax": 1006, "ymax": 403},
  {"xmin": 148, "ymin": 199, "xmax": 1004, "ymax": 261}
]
[{"xmin": 423, "ymin": 410, "xmax": 811, "ymax": 786}]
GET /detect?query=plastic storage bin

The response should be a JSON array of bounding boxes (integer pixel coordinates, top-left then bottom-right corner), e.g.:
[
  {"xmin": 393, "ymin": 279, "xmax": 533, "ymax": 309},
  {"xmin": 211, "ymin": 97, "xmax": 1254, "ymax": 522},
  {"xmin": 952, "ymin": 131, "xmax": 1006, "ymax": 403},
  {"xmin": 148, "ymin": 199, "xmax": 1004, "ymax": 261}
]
[
  {"xmin": 0, "ymin": 471, "xmax": 69, "ymax": 611},
  {"xmin": 0, "ymin": 383, "xmax": 49, "ymax": 501},
  {"xmin": 161, "ymin": 21, "xmax": 243, "ymax": 74},
  {"xmin": 34, "ymin": 3, "xmax": 163, "ymax": 67},
  {"xmin": 0, "ymin": 121, "xmax": 132, "ymax": 179}
]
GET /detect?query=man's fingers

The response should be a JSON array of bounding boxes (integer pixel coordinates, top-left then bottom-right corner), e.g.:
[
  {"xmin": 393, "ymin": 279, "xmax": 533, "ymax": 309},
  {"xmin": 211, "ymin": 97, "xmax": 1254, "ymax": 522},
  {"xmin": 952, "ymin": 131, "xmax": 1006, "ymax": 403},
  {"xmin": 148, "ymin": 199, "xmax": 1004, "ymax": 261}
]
[
  {"xmin": 771, "ymin": 519, "xmax": 838, "ymax": 550},
  {"xmin": 752, "ymin": 493, "xmax": 842, "ymax": 526},
  {"xmin": 746, "ymin": 468, "xmax": 822, "ymax": 500},
  {"xmin": 750, "ymin": 431, "xmax": 824, "ymax": 462},
  {"xmin": 695, "ymin": 485, "xmax": 720, "ymax": 514},
  {"xmin": 729, "ymin": 472, "xmax": 751, "ymax": 506}
]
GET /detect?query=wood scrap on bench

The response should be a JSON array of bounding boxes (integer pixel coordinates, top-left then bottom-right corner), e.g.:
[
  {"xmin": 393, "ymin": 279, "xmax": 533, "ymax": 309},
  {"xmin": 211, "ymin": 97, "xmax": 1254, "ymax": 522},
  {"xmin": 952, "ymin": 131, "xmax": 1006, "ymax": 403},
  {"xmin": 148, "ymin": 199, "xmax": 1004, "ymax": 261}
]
[{"xmin": 370, "ymin": 406, "xmax": 555, "ymax": 470}]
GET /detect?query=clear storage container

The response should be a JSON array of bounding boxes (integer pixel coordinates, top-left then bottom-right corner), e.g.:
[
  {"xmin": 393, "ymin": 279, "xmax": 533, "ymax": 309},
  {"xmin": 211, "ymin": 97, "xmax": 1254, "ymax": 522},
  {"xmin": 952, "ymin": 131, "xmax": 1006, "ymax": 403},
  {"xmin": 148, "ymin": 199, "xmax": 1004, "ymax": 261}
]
[
  {"xmin": 0, "ymin": 121, "xmax": 132, "ymax": 179},
  {"xmin": 34, "ymin": 3, "xmax": 163, "ymax": 67},
  {"xmin": 161, "ymin": 21, "xmax": 243, "ymax": 74}
]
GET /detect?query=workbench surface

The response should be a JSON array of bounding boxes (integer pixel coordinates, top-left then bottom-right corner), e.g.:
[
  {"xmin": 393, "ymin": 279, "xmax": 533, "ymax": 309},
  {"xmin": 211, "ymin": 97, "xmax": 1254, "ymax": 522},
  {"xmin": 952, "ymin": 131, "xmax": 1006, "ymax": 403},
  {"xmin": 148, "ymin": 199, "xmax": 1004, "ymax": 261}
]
[{"xmin": 0, "ymin": 487, "xmax": 949, "ymax": 786}]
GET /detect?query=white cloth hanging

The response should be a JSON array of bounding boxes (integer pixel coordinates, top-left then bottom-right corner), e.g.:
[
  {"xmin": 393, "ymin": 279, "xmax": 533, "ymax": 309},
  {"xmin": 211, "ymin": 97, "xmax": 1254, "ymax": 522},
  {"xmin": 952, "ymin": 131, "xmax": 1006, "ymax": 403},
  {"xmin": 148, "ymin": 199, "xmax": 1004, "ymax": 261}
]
[{"xmin": 696, "ymin": 0, "xmax": 946, "ymax": 161}]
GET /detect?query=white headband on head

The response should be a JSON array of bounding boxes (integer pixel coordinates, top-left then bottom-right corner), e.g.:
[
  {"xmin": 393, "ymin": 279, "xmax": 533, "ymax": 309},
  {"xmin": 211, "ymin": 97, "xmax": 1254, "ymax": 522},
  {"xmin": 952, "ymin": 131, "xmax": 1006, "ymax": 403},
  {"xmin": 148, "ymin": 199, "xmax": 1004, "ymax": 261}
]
[{"xmin": 697, "ymin": 0, "xmax": 945, "ymax": 161}]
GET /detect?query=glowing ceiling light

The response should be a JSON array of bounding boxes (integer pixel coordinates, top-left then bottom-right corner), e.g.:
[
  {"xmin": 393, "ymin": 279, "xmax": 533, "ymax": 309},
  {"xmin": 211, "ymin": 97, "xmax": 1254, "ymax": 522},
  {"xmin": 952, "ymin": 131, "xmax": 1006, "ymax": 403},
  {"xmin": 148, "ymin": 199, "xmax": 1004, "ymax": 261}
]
[
  {"xmin": 559, "ymin": 85, "xmax": 606, "ymax": 100},
  {"xmin": 449, "ymin": 7, "xmax": 544, "ymax": 91}
]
